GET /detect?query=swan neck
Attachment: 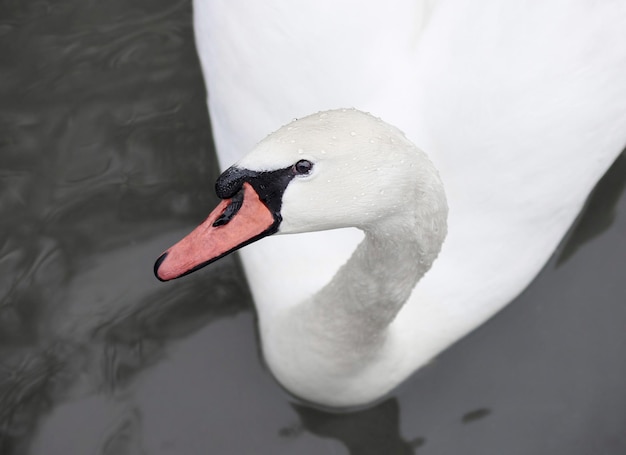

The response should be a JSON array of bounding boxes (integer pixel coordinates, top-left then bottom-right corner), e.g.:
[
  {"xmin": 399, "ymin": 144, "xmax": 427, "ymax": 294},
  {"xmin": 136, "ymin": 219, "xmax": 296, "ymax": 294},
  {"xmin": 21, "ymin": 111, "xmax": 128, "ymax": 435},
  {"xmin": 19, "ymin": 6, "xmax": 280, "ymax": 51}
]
[{"xmin": 311, "ymin": 224, "xmax": 432, "ymax": 343}]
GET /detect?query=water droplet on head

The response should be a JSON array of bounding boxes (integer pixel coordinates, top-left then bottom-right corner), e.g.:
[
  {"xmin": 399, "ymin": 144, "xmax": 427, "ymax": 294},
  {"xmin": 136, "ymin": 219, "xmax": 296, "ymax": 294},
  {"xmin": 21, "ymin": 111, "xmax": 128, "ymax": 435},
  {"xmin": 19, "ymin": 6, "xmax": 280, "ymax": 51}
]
[
  {"xmin": 290, "ymin": 139, "xmax": 296, "ymax": 143},
  {"xmin": 350, "ymin": 131, "xmax": 357, "ymax": 136},
  {"xmin": 298, "ymin": 148, "xmax": 304, "ymax": 154},
  {"xmin": 369, "ymin": 139, "xmax": 375, "ymax": 144},
  {"xmin": 320, "ymin": 149, "xmax": 326, "ymax": 154}
]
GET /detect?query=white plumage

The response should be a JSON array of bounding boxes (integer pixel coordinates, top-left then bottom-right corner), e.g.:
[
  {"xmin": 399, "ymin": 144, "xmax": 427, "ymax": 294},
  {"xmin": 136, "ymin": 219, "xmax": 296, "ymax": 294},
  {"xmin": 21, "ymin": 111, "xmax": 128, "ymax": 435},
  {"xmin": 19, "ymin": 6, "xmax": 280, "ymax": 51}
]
[{"xmin": 170, "ymin": 0, "xmax": 626, "ymax": 406}]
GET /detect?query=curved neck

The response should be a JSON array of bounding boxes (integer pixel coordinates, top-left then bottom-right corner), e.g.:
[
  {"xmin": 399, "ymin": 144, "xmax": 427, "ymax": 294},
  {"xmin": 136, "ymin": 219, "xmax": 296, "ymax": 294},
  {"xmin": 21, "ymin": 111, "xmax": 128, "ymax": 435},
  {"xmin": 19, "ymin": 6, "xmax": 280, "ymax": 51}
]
[
  {"xmin": 302, "ymin": 220, "xmax": 440, "ymax": 352},
  {"xmin": 274, "ymin": 207, "xmax": 446, "ymax": 378},
  {"xmin": 259, "ymin": 163, "xmax": 448, "ymax": 401}
]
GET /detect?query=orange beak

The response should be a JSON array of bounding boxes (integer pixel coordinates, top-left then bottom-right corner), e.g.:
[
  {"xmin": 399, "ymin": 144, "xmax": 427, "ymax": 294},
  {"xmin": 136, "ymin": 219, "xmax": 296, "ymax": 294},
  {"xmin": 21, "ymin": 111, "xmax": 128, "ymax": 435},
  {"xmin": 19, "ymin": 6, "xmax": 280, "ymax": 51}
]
[{"xmin": 154, "ymin": 182, "xmax": 276, "ymax": 281}]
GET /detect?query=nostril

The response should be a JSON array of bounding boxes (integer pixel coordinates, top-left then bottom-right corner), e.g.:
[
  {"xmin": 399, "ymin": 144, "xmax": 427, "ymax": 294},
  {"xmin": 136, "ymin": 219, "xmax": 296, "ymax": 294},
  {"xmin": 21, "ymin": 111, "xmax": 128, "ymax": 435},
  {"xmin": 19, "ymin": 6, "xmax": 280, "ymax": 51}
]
[{"xmin": 212, "ymin": 189, "xmax": 244, "ymax": 227}]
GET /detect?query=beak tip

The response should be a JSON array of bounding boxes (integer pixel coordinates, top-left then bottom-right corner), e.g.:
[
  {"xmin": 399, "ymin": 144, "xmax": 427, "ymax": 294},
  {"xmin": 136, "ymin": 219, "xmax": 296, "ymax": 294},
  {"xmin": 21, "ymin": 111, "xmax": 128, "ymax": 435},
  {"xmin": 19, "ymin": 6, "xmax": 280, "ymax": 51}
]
[{"xmin": 154, "ymin": 252, "xmax": 170, "ymax": 282}]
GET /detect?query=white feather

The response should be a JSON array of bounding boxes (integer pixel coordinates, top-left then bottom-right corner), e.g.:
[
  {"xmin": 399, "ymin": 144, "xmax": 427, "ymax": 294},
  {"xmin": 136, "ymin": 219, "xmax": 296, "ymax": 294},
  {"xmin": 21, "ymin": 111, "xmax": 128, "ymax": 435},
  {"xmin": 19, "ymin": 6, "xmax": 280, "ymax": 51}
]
[{"xmin": 191, "ymin": 0, "xmax": 626, "ymax": 406}]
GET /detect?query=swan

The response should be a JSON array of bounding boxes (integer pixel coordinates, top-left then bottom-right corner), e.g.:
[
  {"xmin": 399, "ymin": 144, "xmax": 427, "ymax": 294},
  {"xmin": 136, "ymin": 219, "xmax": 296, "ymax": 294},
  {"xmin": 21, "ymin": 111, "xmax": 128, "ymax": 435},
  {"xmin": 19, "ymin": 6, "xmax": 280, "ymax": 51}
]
[
  {"xmin": 156, "ymin": 109, "xmax": 449, "ymax": 406},
  {"xmin": 155, "ymin": 0, "xmax": 626, "ymax": 407}
]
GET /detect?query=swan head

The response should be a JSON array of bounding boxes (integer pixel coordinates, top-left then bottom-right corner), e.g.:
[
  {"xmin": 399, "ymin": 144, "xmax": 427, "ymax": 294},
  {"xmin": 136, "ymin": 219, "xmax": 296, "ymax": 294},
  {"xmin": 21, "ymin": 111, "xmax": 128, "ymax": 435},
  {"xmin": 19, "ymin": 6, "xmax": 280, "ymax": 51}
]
[{"xmin": 154, "ymin": 109, "xmax": 447, "ymax": 281}]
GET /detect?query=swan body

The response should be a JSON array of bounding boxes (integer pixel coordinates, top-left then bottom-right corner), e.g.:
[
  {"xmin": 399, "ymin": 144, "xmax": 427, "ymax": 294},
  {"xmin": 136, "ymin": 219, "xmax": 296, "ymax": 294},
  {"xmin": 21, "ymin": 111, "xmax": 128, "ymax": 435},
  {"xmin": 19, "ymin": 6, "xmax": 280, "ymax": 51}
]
[{"xmin": 156, "ymin": 0, "xmax": 626, "ymax": 406}]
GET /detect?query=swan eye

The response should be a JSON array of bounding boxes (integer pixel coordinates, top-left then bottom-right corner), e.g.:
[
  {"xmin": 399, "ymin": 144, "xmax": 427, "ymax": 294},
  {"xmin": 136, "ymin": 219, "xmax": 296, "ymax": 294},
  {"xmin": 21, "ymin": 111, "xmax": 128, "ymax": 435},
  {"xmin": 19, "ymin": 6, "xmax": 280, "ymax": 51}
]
[{"xmin": 294, "ymin": 159, "xmax": 313, "ymax": 175}]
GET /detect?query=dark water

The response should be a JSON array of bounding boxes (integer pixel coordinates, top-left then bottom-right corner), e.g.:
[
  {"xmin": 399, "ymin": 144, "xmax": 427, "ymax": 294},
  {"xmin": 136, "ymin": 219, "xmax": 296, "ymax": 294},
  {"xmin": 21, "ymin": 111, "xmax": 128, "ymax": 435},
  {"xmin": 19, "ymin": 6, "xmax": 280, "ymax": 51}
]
[{"xmin": 1, "ymin": 1, "xmax": 625, "ymax": 454}]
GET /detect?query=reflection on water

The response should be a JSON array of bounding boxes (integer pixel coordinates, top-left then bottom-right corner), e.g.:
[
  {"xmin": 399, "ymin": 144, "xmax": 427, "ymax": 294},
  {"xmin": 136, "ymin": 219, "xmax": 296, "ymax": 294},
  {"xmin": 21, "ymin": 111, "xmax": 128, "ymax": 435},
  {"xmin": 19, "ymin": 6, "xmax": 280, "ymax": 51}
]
[
  {"xmin": 1, "ymin": 0, "xmax": 625, "ymax": 454},
  {"xmin": 292, "ymin": 399, "xmax": 419, "ymax": 455}
]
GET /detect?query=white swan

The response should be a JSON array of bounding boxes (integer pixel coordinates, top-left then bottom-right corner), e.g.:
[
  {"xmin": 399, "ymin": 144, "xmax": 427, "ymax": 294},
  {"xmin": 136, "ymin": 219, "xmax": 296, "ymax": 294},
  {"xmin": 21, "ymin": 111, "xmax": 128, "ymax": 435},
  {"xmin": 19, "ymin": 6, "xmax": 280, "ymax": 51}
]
[
  {"xmin": 156, "ymin": 109, "xmax": 448, "ymax": 405},
  {"xmin": 156, "ymin": 0, "xmax": 626, "ymax": 407}
]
